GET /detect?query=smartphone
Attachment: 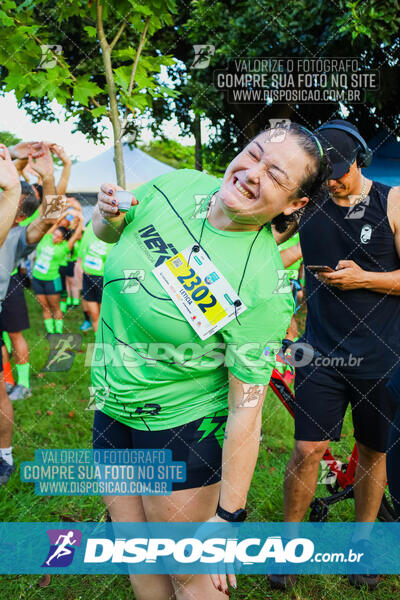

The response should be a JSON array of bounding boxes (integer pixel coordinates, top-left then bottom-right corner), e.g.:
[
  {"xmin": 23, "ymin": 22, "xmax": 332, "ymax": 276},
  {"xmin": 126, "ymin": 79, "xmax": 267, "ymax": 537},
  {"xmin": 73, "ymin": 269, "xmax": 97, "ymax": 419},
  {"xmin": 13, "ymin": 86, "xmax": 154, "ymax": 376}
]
[{"xmin": 307, "ymin": 265, "xmax": 334, "ymax": 273}]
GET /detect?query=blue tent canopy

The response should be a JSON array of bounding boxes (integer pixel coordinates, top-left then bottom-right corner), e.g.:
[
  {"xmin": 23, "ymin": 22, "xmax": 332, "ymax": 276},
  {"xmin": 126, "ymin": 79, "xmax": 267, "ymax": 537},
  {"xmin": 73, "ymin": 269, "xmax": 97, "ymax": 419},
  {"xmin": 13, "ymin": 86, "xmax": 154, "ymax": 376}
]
[{"xmin": 362, "ymin": 131, "xmax": 400, "ymax": 186}]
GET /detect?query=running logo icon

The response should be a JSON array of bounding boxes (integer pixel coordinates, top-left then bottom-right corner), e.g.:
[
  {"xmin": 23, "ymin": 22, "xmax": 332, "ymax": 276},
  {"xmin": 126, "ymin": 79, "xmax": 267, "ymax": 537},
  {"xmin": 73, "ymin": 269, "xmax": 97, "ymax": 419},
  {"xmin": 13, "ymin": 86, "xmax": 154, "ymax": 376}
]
[
  {"xmin": 345, "ymin": 195, "xmax": 370, "ymax": 219},
  {"xmin": 360, "ymin": 223, "xmax": 373, "ymax": 244},
  {"xmin": 191, "ymin": 45, "xmax": 215, "ymax": 69},
  {"xmin": 42, "ymin": 334, "xmax": 82, "ymax": 372},
  {"xmin": 42, "ymin": 529, "xmax": 82, "ymax": 567},
  {"xmin": 268, "ymin": 119, "xmax": 291, "ymax": 143}
]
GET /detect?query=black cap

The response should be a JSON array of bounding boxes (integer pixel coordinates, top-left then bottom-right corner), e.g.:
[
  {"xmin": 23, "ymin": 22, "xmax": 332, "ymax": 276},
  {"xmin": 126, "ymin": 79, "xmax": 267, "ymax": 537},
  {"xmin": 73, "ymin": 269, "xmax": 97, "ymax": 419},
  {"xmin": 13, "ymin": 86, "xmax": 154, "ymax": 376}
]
[{"xmin": 315, "ymin": 120, "xmax": 361, "ymax": 179}]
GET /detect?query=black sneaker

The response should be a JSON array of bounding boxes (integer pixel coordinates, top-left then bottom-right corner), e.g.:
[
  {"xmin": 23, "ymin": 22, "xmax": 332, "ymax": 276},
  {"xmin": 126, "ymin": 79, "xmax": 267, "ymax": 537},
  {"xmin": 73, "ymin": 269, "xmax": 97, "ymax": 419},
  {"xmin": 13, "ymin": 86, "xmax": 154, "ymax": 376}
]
[
  {"xmin": 266, "ymin": 574, "xmax": 298, "ymax": 589},
  {"xmin": 0, "ymin": 457, "xmax": 16, "ymax": 486},
  {"xmin": 348, "ymin": 539, "xmax": 380, "ymax": 589}
]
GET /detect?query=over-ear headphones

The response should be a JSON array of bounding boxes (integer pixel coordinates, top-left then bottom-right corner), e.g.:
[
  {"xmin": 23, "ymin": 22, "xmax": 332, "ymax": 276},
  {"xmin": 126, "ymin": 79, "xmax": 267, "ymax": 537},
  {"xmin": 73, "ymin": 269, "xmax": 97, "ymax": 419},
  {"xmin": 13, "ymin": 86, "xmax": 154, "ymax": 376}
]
[{"xmin": 315, "ymin": 123, "xmax": 373, "ymax": 168}]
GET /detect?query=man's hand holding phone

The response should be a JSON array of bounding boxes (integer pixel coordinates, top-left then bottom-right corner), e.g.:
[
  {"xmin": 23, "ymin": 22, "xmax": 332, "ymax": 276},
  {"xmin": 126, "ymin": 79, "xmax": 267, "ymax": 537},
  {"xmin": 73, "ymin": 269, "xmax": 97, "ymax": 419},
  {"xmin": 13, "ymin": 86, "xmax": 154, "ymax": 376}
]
[{"xmin": 309, "ymin": 261, "xmax": 366, "ymax": 290}]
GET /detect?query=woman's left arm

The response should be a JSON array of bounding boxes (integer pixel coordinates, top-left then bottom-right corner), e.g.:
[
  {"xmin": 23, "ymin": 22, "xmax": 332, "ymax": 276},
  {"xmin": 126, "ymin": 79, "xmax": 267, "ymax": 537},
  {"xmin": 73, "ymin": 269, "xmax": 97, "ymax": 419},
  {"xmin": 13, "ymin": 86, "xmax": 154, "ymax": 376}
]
[
  {"xmin": 207, "ymin": 372, "xmax": 267, "ymax": 594},
  {"xmin": 218, "ymin": 371, "xmax": 267, "ymax": 512}
]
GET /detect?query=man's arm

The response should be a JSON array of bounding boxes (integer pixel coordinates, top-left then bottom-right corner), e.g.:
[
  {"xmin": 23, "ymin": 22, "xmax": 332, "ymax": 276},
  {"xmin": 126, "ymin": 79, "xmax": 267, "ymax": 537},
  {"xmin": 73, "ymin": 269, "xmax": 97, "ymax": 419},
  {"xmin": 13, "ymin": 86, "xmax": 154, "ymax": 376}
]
[
  {"xmin": 32, "ymin": 142, "xmax": 57, "ymax": 200},
  {"xmin": 13, "ymin": 157, "xmax": 28, "ymax": 177},
  {"xmin": 25, "ymin": 143, "xmax": 61, "ymax": 245},
  {"xmin": 320, "ymin": 186, "xmax": 400, "ymax": 294},
  {"xmin": 8, "ymin": 141, "xmax": 43, "ymax": 161},
  {"xmin": 50, "ymin": 144, "xmax": 72, "ymax": 195},
  {"xmin": 67, "ymin": 216, "xmax": 84, "ymax": 251},
  {"xmin": 280, "ymin": 241, "xmax": 302, "ymax": 268},
  {"xmin": 92, "ymin": 183, "xmax": 137, "ymax": 243},
  {"xmin": 0, "ymin": 145, "xmax": 21, "ymax": 247},
  {"xmin": 26, "ymin": 208, "xmax": 69, "ymax": 245}
]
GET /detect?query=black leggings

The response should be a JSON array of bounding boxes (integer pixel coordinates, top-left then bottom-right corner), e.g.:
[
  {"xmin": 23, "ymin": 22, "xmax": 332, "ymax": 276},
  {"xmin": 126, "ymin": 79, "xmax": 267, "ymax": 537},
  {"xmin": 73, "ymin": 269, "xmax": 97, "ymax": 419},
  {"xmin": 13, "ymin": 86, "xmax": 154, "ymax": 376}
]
[{"xmin": 386, "ymin": 366, "xmax": 400, "ymax": 520}]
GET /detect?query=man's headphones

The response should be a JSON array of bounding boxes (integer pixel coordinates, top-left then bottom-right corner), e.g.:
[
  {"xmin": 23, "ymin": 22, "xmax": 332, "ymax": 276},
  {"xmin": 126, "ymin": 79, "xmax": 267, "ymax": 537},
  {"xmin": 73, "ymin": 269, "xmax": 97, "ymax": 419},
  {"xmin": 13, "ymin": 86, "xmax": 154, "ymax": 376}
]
[{"xmin": 315, "ymin": 123, "xmax": 373, "ymax": 168}]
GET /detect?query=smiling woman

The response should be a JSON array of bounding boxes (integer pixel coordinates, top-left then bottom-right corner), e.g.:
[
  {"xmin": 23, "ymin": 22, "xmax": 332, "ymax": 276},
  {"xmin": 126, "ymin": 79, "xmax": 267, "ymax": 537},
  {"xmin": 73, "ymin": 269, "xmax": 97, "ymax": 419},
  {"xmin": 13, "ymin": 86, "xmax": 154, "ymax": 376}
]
[
  {"xmin": 205, "ymin": 124, "xmax": 331, "ymax": 240},
  {"xmin": 88, "ymin": 122, "xmax": 331, "ymax": 599}
]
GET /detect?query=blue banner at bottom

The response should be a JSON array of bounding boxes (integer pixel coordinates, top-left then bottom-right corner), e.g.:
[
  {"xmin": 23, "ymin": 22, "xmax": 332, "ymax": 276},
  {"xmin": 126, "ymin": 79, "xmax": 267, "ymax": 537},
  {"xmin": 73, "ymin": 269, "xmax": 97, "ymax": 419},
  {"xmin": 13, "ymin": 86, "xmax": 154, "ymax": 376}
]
[{"xmin": 0, "ymin": 522, "xmax": 399, "ymax": 574}]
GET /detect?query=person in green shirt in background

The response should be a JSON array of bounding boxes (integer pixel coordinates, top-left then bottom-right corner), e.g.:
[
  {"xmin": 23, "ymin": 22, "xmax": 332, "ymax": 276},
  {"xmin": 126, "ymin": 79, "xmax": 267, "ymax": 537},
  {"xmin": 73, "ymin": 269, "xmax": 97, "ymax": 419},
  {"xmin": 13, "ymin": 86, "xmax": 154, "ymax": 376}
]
[
  {"xmin": 55, "ymin": 202, "xmax": 83, "ymax": 314},
  {"xmin": 60, "ymin": 199, "xmax": 84, "ymax": 312},
  {"xmin": 78, "ymin": 220, "xmax": 114, "ymax": 331},
  {"xmin": 276, "ymin": 233, "xmax": 303, "ymax": 383},
  {"xmin": 0, "ymin": 182, "xmax": 40, "ymax": 400},
  {"xmin": 32, "ymin": 212, "xmax": 84, "ymax": 334},
  {"xmin": 73, "ymin": 234, "xmax": 93, "ymax": 332},
  {"xmin": 66, "ymin": 232, "xmax": 83, "ymax": 307}
]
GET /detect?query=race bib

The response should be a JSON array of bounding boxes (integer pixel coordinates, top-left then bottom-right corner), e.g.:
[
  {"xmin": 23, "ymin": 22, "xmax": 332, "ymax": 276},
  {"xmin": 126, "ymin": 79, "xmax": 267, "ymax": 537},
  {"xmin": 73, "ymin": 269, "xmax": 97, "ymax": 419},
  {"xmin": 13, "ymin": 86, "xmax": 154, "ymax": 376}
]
[
  {"xmin": 35, "ymin": 261, "xmax": 50, "ymax": 274},
  {"xmin": 90, "ymin": 241, "xmax": 108, "ymax": 255},
  {"xmin": 84, "ymin": 255, "xmax": 103, "ymax": 272},
  {"xmin": 152, "ymin": 245, "xmax": 246, "ymax": 340}
]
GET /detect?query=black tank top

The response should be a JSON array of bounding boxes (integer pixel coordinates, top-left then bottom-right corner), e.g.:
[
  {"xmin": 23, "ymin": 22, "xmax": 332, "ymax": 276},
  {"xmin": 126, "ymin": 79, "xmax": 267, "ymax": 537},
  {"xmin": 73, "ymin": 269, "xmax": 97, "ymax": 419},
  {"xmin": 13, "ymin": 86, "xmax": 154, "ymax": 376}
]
[{"xmin": 299, "ymin": 181, "xmax": 400, "ymax": 378}]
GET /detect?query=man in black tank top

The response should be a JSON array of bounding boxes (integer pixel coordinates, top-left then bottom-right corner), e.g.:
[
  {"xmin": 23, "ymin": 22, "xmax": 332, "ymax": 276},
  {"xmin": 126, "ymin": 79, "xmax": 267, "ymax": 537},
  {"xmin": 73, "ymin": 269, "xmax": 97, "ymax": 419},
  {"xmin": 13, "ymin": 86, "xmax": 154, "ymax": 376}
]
[{"xmin": 280, "ymin": 121, "xmax": 400, "ymax": 589}]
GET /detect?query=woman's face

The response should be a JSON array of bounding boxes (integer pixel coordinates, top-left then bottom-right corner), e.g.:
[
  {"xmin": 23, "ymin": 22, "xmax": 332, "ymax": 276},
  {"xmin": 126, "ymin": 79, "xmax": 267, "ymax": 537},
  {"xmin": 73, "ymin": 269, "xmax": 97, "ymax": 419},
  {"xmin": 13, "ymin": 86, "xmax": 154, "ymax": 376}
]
[
  {"xmin": 52, "ymin": 229, "xmax": 63, "ymax": 244},
  {"xmin": 218, "ymin": 131, "xmax": 314, "ymax": 227},
  {"xmin": 59, "ymin": 218, "xmax": 69, "ymax": 228}
]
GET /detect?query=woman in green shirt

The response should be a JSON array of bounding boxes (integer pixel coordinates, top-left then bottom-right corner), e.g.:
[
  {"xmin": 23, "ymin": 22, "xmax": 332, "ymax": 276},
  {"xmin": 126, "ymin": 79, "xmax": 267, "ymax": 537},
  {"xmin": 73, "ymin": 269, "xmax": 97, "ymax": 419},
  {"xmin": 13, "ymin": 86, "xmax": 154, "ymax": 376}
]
[
  {"xmin": 91, "ymin": 123, "xmax": 331, "ymax": 599},
  {"xmin": 32, "ymin": 213, "xmax": 84, "ymax": 334},
  {"xmin": 78, "ymin": 220, "xmax": 114, "ymax": 331}
]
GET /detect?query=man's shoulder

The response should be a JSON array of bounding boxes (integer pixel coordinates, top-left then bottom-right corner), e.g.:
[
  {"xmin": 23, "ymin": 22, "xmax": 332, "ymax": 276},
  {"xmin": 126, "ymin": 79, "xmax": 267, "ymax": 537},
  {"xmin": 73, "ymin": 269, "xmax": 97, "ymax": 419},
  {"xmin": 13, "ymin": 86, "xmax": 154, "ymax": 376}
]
[
  {"xmin": 388, "ymin": 185, "xmax": 400, "ymax": 200},
  {"xmin": 387, "ymin": 186, "xmax": 400, "ymax": 231},
  {"xmin": 3, "ymin": 225, "xmax": 25, "ymax": 247},
  {"xmin": 0, "ymin": 226, "xmax": 31, "ymax": 264}
]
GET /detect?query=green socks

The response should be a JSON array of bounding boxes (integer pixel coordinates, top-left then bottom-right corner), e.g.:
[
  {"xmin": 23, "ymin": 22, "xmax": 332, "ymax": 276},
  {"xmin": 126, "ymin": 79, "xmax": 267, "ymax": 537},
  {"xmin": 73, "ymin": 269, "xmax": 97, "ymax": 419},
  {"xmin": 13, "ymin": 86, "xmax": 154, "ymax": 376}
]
[
  {"xmin": 54, "ymin": 319, "xmax": 63, "ymax": 334},
  {"xmin": 16, "ymin": 362, "xmax": 30, "ymax": 388},
  {"xmin": 72, "ymin": 297, "xmax": 80, "ymax": 306},
  {"xmin": 60, "ymin": 301, "xmax": 67, "ymax": 314},
  {"xmin": 2, "ymin": 332, "xmax": 12, "ymax": 353},
  {"xmin": 45, "ymin": 318, "xmax": 63, "ymax": 333},
  {"xmin": 44, "ymin": 319, "xmax": 55, "ymax": 334}
]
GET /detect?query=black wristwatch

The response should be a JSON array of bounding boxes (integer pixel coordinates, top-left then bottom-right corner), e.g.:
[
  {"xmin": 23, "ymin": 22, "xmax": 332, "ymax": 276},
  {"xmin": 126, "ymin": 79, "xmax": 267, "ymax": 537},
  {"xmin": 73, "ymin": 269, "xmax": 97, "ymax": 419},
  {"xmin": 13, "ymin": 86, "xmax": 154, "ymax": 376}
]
[{"xmin": 216, "ymin": 503, "xmax": 247, "ymax": 522}]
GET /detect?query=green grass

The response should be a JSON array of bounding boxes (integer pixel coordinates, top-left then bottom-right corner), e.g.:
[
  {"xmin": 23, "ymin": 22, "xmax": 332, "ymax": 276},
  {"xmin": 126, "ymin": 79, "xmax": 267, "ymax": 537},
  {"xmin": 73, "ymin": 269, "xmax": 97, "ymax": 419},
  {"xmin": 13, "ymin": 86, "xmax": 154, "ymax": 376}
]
[{"xmin": 0, "ymin": 296, "xmax": 397, "ymax": 598}]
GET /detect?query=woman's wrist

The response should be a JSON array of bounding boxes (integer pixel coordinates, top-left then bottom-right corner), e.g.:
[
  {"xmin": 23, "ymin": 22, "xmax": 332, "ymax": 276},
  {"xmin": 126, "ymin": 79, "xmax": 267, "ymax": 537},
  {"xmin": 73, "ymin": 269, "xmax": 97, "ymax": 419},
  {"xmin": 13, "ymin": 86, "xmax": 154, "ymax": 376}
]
[{"xmin": 218, "ymin": 491, "xmax": 247, "ymax": 513}]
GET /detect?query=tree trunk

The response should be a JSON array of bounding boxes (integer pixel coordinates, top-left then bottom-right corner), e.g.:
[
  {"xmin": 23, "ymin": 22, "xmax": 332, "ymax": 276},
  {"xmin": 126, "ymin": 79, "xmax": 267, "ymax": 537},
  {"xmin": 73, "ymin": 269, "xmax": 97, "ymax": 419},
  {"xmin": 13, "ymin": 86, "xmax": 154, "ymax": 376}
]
[
  {"xmin": 96, "ymin": 0, "xmax": 126, "ymax": 188},
  {"xmin": 103, "ymin": 48, "xmax": 126, "ymax": 188},
  {"xmin": 112, "ymin": 131, "xmax": 125, "ymax": 189},
  {"xmin": 194, "ymin": 113, "xmax": 203, "ymax": 171}
]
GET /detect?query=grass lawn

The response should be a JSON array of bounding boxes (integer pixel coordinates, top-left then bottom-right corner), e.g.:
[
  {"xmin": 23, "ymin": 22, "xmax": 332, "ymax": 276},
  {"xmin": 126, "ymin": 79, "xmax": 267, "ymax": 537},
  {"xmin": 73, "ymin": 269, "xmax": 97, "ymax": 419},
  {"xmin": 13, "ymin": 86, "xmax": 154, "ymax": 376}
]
[{"xmin": 0, "ymin": 292, "xmax": 398, "ymax": 598}]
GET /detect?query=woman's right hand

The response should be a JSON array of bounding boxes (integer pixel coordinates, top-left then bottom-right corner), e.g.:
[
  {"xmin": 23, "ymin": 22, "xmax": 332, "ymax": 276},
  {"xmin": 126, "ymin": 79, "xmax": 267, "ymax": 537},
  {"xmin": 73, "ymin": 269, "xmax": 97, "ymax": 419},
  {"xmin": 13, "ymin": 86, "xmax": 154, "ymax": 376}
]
[{"xmin": 98, "ymin": 183, "xmax": 137, "ymax": 220}]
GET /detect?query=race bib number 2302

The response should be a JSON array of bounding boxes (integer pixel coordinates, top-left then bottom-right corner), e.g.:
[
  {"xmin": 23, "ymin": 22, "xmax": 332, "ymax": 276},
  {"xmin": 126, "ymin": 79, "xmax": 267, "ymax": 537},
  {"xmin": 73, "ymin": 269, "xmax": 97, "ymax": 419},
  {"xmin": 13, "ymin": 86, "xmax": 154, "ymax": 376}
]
[{"xmin": 152, "ymin": 246, "xmax": 246, "ymax": 340}]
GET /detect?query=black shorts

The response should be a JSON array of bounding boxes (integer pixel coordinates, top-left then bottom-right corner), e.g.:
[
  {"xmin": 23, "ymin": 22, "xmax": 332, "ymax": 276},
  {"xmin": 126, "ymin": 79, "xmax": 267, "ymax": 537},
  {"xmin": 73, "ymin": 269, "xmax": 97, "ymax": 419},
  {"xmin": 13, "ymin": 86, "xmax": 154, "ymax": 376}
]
[
  {"xmin": 82, "ymin": 273, "xmax": 103, "ymax": 303},
  {"xmin": 92, "ymin": 409, "xmax": 228, "ymax": 491},
  {"xmin": 0, "ymin": 273, "xmax": 29, "ymax": 332},
  {"xmin": 32, "ymin": 276, "xmax": 63, "ymax": 296},
  {"xmin": 294, "ymin": 364, "xmax": 397, "ymax": 453},
  {"xmin": 66, "ymin": 260, "xmax": 76, "ymax": 277}
]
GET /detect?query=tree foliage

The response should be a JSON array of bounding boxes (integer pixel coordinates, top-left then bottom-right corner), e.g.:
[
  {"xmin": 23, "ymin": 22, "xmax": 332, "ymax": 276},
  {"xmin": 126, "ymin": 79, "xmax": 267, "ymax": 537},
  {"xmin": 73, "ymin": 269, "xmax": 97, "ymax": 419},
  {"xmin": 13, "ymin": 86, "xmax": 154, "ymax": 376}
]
[
  {"xmin": 139, "ymin": 137, "xmax": 223, "ymax": 175},
  {"xmin": 0, "ymin": 0, "xmax": 399, "ymax": 176},
  {"xmin": 0, "ymin": 130, "xmax": 21, "ymax": 146},
  {"xmin": 152, "ymin": 0, "xmax": 400, "ymax": 169},
  {"xmin": 0, "ymin": 0, "xmax": 177, "ymax": 184}
]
